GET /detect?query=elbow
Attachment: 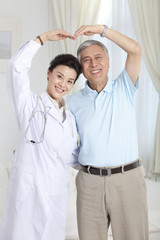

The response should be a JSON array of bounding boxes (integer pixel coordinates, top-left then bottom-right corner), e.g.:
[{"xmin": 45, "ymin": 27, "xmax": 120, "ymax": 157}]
[
  {"xmin": 7, "ymin": 56, "xmax": 19, "ymax": 73},
  {"xmin": 134, "ymin": 42, "xmax": 142, "ymax": 56},
  {"xmin": 7, "ymin": 57, "xmax": 15, "ymax": 70}
]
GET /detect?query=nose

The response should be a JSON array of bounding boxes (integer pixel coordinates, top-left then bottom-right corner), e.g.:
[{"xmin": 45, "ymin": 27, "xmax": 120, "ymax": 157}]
[
  {"xmin": 90, "ymin": 59, "xmax": 97, "ymax": 67},
  {"xmin": 59, "ymin": 79, "xmax": 65, "ymax": 88}
]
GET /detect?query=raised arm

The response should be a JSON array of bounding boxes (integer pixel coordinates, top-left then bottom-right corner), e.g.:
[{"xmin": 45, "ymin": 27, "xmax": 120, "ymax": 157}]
[
  {"xmin": 7, "ymin": 29, "xmax": 74, "ymax": 121},
  {"xmin": 74, "ymin": 25, "xmax": 142, "ymax": 85},
  {"xmin": 35, "ymin": 29, "xmax": 74, "ymax": 44}
]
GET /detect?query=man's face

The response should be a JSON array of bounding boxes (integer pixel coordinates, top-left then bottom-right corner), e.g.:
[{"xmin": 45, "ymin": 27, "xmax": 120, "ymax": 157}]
[{"xmin": 80, "ymin": 44, "xmax": 109, "ymax": 91}]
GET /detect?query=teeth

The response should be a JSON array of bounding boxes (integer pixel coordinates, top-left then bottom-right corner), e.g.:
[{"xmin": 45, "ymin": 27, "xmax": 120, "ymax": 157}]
[
  {"xmin": 91, "ymin": 70, "xmax": 100, "ymax": 74},
  {"xmin": 55, "ymin": 87, "xmax": 64, "ymax": 92}
]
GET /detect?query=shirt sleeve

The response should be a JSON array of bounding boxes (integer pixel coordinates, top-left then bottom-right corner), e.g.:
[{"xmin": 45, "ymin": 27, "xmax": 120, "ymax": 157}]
[
  {"xmin": 66, "ymin": 111, "xmax": 80, "ymax": 170},
  {"xmin": 116, "ymin": 68, "xmax": 139, "ymax": 106}
]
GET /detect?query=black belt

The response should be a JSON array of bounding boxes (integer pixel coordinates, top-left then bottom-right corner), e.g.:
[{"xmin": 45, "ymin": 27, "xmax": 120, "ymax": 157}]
[{"xmin": 81, "ymin": 159, "xmax": 141, "ymax": 176}]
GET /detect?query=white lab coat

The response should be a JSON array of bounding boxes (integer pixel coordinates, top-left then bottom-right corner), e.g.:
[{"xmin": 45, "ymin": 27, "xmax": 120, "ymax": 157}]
[{"xmin": 0, "ymin": 40, "xmax": 79, "ymax": 240}]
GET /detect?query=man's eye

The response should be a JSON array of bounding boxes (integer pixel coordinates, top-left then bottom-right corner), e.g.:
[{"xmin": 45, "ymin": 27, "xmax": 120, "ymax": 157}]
[{"xmin": 83, "ymin": 59, "xmax": 90, "ymax": 62}]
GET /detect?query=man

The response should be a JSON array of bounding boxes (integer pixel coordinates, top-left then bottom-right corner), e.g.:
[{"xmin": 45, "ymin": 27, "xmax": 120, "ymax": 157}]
[{"xmin": 67, "ymin": 25, "xmax": 149, "ymax": 240}]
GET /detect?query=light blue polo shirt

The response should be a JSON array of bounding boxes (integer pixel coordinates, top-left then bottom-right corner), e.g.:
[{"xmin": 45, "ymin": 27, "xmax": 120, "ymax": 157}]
[{"xmin": 67, "ymin": 69, "xmax": 139, "ymax": 167}]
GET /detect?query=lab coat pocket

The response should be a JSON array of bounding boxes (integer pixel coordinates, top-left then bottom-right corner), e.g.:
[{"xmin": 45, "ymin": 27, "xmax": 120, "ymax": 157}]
[{"xmin": 9, "ymin": 166, "xmax": 34, "ymax": 202}]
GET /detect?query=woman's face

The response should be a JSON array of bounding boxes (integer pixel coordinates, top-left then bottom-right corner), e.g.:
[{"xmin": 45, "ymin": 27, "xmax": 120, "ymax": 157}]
[{"xmin": 46, "ymin": 65, "xmax": 77, "ymax": 104}]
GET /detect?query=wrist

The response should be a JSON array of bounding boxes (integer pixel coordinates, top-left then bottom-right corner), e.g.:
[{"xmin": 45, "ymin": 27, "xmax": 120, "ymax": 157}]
[
  {"xmin": 36, "ymin": 35, "xmax": 43, "ymax": 45},
  {"xmin": 35, "ymin": 32, "xmax": 48, "ymax": 45},
  {"xmin": 100, "ymin": 25, "xmax": 108, "ymax": 37},
  {"xmin": 39, "ymin": 32, "xmax": 48, "ymax": 43}
]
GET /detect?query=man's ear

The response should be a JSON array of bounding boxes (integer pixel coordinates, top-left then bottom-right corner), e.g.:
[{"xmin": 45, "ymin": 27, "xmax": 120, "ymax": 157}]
[{"xmin": 107, "ymin": 56, "xmax": 110, "ymax": 68}]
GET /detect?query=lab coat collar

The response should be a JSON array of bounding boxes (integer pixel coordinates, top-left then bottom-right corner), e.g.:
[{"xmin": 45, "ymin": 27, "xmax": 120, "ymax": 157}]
[
  {"xmin": 40, "ymin": 92, "xmax": 66, "ymax": 109},
  {"xmin": 40, "ymin": 92, "xmax": 63, "ymax": 123},
  {"xmin": 40, "ymin": 92, "xmax": 70, "ymax": 125}
]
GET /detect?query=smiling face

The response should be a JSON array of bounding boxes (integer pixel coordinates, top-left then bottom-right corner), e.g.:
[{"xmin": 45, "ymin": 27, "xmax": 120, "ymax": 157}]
[
  {"xmin": 80, "ymin": 44, "xmax": 109, "ymax": 92},
  {"xmin": 46, "ymin": 65, "xmax": 77, "ymax": 104}
]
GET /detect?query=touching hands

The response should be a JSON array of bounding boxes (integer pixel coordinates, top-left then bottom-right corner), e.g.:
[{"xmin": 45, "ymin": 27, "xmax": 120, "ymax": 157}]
[
  {"xmin": 74, "ymin": 25, "xmax": 104, "ymax": 38},
  {"xmin": 36, "ymin": 25, "xmax": 104, "ymax": 44},
  {"xmin": 36, "ymin": 29, "xmax": 75, "ymax": 44}
]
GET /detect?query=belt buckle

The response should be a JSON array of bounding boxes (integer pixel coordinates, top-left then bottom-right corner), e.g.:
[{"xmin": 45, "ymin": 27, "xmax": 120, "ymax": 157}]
[
  {"xmin": 107, "ymin": 168, "xmax": 111, "ymax": 176},
  {"xmin": 100, "ymin": 168, "xmax": 111, "ymax": 176}
]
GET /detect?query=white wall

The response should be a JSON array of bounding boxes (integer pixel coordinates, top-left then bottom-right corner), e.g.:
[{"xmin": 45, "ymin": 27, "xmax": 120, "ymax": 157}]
[{"xmin": 0, "ymin": 0, "xmax": 56, "ymax": 164}]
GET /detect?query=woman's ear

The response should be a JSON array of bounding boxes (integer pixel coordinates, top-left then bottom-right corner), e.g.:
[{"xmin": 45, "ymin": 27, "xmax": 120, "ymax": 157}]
[{"xmin": 47, "ymin": 69, "xmax": 51, "ymax": 80}]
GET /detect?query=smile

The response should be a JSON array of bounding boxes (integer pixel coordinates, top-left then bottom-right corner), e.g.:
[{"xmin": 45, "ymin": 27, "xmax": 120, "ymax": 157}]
[
  {"xmin": 90, "ymin": 70, "xmax": 100, "ymax": 74},
  {"xmin": 55, "ymin": 86, "xmax": 65, "ymax": 93}
]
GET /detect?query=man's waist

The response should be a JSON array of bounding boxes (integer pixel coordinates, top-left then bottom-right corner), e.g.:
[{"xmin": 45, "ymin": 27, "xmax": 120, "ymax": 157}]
[{"xmin": 80, "ymin": 159, "xmax": 141, "ymax": 176}]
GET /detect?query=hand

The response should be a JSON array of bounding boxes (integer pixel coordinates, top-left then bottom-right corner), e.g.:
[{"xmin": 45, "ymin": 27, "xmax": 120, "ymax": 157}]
[
  {"xmin": 74, "ymin": 25, "xmax": 104, "ymax": 38},
  {"xmin": 36, "ymin": 29, "xmax": 75, "ymax": 44}
]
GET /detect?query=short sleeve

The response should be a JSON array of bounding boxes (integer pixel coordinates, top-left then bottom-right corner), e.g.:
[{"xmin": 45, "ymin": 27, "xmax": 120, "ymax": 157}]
[{"xmin": 116, "ymin": 68, "xmax": 139, "ymax": 105}]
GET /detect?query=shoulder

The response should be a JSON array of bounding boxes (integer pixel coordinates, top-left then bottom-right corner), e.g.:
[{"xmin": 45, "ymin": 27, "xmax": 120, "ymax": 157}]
[
  {"xmin": 114, "ymin": 68, "xmax": 139, "ymax": 89},
  {"xmin": 68, "ymin": 89, "xmax": 84, "ymax": 100},
  {"xmin": 113, "ymin": 68, "xmax": 139, "ymax": 105},
  {"xmin": 67, "ymin": 89, "xmax": 84, "ymax": 108},
  {"xmin": 114, "ymin": 68, "xmax": 129, "ymax": 83}
]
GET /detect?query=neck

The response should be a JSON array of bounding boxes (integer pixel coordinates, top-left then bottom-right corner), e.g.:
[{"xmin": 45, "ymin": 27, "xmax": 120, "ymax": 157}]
[
  {"xmin": 46, "ymin": 90, "xmax": 62, "ymax": 108},
  {"xmin": 88, "ymin": 79, "xmax": 108, "ymax": 93}
]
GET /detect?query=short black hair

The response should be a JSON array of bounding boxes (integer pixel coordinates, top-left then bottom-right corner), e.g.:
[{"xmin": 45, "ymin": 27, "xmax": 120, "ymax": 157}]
[{"xmin": 48, "ymin": 54, "xmax": 81, "ymax": 83}]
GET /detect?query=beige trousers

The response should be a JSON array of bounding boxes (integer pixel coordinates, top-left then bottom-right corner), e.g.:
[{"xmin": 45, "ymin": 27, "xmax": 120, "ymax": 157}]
[{"xmin": 76, "ymin": 166, "xmax": 149, "ymax": 240}]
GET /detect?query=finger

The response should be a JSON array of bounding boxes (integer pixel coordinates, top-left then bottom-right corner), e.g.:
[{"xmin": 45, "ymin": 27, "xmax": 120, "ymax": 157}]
[
  {"xmin": 75, "ymin": 26, "xmax": 93, "ymax": 37},
  {"xmin": 63, "ymin": 34, "xmax": 75, "ymax": 39},
  {"xmin": 57, "ymin": 33, "xmax": 75, "ymax": 40},
  {"xmin": 58, "ymin": 29, "xmax": 73, "ymax": 37},
  {"xmin": 74, "ymin": 26, "xmax": 87, "ymax": 36}
]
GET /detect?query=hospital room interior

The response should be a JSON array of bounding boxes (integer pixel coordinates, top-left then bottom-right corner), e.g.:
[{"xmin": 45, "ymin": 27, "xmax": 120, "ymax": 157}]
[{"xmin": 0, "ymin": 0, "xmax": 160, "ymax": 239}]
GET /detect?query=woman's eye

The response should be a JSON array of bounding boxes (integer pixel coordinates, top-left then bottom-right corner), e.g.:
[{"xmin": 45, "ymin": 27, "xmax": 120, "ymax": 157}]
[
  {"xmin": 68, "ymin": 80, "xmax": 74, "ymax": 84},
  {"xmin": 57, "ymin": 75, "xmax": 62, "ymax": 79}
]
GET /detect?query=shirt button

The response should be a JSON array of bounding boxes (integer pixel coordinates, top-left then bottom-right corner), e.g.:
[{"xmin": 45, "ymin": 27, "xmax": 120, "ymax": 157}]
[{"xmin": 52, "ymin": 152, "xmax": 57, "ymax": 158}]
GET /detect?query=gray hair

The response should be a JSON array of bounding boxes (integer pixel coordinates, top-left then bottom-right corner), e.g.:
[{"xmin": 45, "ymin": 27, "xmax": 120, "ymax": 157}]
[{"xmin": 77, "ymin": 40, "xmax": 108, "ymax": 61}]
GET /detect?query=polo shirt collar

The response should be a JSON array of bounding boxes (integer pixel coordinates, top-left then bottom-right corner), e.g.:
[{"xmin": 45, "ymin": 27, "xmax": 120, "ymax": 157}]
[{"xmin": 83, "ymin": 79, "xmax": 113, "ymax": 96}]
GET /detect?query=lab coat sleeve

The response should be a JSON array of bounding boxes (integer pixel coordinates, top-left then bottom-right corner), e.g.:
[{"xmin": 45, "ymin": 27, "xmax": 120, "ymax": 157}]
[
  {"xmin": 67, "ymin": 112, "xmax": 80, "ymax": 170},
  {"xmin": 6, "ymin": 40, "xmax": 41, "ymax": 124},
  {"xmin": 70, "ymin": 144, "xmax": 80, "ymax": 170}
]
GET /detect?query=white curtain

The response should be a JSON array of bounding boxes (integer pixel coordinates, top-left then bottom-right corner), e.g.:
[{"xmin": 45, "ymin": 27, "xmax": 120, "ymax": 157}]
[{"xmin": 128, "ymin": 0, "xmax": 160, "ymax": 175}]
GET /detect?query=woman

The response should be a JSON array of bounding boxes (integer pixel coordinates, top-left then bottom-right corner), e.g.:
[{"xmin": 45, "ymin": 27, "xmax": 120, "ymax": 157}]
[{"xmin": 0, "ymin": 29, "xmax": 81, "ymax": 240}]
